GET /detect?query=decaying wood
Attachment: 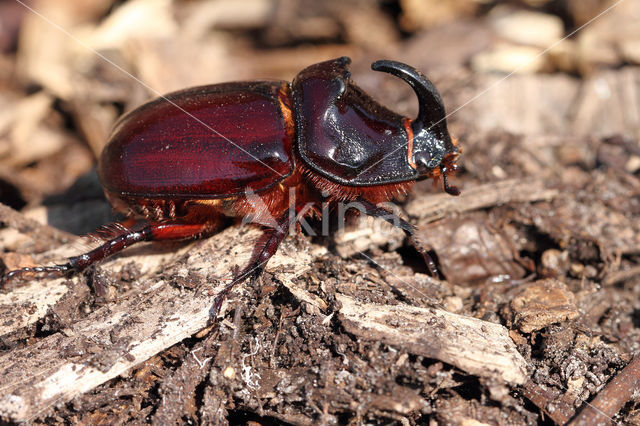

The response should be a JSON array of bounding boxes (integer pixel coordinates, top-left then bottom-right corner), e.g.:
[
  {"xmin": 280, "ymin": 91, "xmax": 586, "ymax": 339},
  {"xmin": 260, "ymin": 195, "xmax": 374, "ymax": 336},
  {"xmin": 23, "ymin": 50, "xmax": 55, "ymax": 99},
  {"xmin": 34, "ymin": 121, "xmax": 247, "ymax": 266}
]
[
  {"xmin": 0, "ymin": 231, "xmax": 196, "ymax": 337},
  {"xmin": 405, "ymin": 179, "xmax": 559, "ymax": 222},
  {"xmin": 336, "ymin": 294, "xmax": 528, "ymax": 385},
  {"xmin": 0, "ymin": 278, "xmax": 70, "ymax": 336},
  {"xmin": 0, "ymin": 226, "xmax": 323, "ymax": 422},
  {"xmin": 333, "ymin": 215, "xmax": 405, "ymax": 259}
]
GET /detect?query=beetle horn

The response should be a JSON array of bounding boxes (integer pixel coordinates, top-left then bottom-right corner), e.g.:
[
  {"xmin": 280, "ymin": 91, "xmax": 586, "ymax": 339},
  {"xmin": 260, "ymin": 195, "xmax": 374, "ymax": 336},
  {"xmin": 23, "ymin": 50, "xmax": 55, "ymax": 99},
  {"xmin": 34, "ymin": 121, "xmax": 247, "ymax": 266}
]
[{"xmin": 371, "ymin": 60, "xmax": 446, "ymax": 134}]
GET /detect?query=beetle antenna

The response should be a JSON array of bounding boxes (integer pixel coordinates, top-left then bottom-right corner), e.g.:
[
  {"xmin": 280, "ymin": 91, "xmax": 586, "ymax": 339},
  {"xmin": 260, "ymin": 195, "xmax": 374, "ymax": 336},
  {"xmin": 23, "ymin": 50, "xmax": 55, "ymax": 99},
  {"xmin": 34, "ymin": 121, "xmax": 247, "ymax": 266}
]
[
  {"xmin": 371, "ymin": 60, "xmax": 446, "ymax": 134},
  {"xmin": 441, "ymin": 166, "xmax": 460, "ymax": 196}
]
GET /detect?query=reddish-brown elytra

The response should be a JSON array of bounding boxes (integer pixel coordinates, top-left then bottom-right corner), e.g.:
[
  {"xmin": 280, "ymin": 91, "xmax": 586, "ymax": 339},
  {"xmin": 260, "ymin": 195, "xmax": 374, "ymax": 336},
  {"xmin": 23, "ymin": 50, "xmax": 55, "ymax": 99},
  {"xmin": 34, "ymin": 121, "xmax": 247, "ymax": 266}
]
[{"xmin": 1, "ymin": 57, "xmax": 460, "ymax": 309}]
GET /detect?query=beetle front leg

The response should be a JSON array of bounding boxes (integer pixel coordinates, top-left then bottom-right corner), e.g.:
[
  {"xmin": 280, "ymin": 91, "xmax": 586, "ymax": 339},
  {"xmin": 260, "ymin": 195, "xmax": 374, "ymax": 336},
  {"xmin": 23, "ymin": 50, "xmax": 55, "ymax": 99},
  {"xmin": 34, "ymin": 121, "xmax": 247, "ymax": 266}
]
[
  {"xmin": 212, "ymin": 214, "xmax": 291, "ymax": 316},
  {"xmin": 356, "ymin": 199, "xmax": 439, "ymax": 276},
  {"xmin": 1, "ymin": 222, "xmax": 212, "ymax": 289}
]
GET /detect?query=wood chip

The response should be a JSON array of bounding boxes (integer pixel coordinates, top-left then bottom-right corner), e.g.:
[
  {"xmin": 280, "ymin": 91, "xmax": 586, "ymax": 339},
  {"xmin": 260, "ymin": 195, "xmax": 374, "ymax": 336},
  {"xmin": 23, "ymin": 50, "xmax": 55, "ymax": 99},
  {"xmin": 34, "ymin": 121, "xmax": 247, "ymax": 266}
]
[
  {"xmin": 503, "ymin": 279, "xmax": 579, "ymax": 333},
  {"xmin": 489, "ymin": 9, "xmax": 563, "ymax": 48},
  {"xmin": 399, "ymin": 0, "xmax": 477, "ymax": 31},
  {"xmin": 0, "ymin": 278, "xmax": 70, "ymax": 337},
  {"xmin": 471, "ymin": 44, "xmax": 551, "ymax": 74},
  {"xmin": 336, "ymin": 294, "xmax": 528, "ymax": 384},
  {"xmin": 459, "ymin": 72, "xmax": 580, "ymax": 136},
  {"xmin": 333, "ymin": 214, "xmax": 404, "ymax": 259}
]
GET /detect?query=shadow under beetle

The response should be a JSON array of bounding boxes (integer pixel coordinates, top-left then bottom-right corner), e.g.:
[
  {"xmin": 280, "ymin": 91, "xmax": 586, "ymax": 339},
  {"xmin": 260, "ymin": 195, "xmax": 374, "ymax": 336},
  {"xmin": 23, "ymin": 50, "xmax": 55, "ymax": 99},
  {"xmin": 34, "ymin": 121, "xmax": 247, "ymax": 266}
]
[{"xmin": 1, "ymin": 57, "xmax": 460, "ymax": 308}]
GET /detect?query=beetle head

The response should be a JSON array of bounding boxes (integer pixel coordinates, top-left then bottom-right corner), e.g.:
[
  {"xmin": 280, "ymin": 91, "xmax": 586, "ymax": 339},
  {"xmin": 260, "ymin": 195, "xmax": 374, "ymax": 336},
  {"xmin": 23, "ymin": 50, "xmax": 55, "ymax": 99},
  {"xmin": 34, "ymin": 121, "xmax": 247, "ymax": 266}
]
[{"xmin": 371, "ymin": 60, "xmax": 460, "ymax": 195}]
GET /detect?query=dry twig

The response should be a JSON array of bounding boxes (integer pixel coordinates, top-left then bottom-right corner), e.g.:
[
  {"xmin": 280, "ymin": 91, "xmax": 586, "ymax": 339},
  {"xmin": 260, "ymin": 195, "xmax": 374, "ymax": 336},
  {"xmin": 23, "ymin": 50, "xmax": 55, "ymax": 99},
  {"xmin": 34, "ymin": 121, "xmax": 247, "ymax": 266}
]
[
  {"xmin": 405, "ymin": 179, "xmax": 559, "ymax": 222},
  {"xmin": 569, "ymin": 356, "xmax": 640, "ymax": 426}
]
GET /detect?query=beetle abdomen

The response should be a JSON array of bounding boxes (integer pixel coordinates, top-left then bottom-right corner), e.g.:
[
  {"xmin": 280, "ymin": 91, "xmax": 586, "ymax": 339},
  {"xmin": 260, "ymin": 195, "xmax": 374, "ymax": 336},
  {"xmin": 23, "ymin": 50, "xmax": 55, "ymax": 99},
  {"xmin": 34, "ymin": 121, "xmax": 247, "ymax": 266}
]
[{"xmin": 99, "ymin": 81, "xmax": 295, "ymax": 199}]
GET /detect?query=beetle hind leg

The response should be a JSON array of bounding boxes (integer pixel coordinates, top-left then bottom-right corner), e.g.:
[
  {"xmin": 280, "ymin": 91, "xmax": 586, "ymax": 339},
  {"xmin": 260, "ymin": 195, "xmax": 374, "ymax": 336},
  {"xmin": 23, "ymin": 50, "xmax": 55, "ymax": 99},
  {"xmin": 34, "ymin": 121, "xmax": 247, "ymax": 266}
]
[
  {"xmin": 1, "ymin": 222, "xmax": 213, "ymax": 289},
  {"xmin": 1, "ymin": 264, "xmax": 73, "ymax": 287}
]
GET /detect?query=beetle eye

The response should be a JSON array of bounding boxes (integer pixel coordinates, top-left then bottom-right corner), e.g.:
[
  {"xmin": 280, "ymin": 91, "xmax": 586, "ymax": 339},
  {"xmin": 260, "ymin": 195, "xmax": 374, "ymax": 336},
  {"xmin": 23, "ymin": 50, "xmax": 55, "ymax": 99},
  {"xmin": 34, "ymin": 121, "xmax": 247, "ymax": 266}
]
[{"xmin": 414, "ymin": 150, "xmax": 439, "ymax": 173}]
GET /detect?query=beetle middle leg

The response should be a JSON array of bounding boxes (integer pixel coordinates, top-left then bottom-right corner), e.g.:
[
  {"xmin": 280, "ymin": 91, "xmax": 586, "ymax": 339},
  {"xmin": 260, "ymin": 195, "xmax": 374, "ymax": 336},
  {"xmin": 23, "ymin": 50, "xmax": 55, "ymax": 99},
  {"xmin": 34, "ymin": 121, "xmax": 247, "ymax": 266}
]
[
  {"xmin": 212, "ymin": 214, "xmax": 291, "ymax": 316},
  {"xmin": 1, "ymin": 222, "xmax": 213, "ymax": 288},
  {"xmin": 355, "ymin": 199, "xmax": 439, "ymax": 276}
]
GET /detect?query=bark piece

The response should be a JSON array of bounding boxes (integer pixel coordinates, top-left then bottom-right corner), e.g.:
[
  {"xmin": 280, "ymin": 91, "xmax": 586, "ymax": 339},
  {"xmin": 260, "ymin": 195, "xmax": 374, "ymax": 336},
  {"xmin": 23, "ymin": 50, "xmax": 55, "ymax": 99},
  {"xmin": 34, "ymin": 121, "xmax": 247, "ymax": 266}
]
[
  {"xmin": 336, "ymin": 294, "xmax": 528, "ymax": 385},
  {"xmin": 503, "ymin": 279, "xmax": 579, "ymax": 333},
  {"xmin": 415, "ymin": 212, "xmax": 526, "ymax": 285}
]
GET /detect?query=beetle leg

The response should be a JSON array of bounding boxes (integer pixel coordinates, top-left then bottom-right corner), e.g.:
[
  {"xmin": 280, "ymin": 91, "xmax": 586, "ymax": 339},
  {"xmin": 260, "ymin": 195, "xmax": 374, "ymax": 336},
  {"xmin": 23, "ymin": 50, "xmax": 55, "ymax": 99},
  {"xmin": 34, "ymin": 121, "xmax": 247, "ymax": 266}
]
[
  {"xmin": 1, "ymin": 222, "xmax": 212, "ymax": 288},
  {"xmin": 356, "ymin": 200, "xmax": 439, "ymax": 276},
  {"xmin": 212, "ymin": 214, "xmax": 291, "ymax": 317}
]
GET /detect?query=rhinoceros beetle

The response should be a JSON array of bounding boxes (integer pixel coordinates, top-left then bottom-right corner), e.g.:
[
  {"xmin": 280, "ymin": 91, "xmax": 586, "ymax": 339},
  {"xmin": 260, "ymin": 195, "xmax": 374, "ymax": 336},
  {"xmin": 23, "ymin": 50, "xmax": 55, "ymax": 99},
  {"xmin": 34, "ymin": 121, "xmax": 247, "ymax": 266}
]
[{"xmin": 1, "ymin": 57, "xmax": 460, "ymax": 306}]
